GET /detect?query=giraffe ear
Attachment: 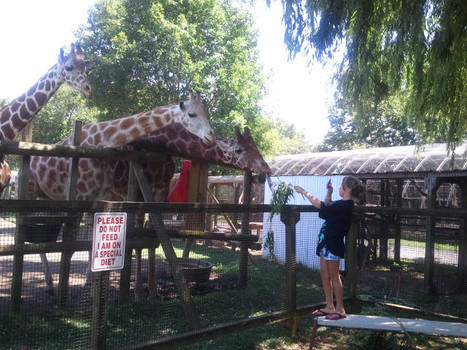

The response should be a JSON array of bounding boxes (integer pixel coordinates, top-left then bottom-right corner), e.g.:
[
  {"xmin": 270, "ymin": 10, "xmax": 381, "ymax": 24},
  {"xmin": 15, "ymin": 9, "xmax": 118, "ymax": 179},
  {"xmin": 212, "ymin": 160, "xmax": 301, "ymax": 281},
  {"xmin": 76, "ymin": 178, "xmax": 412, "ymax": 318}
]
[
  {"xmin": 84, "ymin": 60, "xmax": 92, "ymax": 70},
  {"xmin": 76, "ymin": 43, "xmax": 83, "ymax": 54},
  {"xmin": 189, "ymin": 91, "xmax": 201, "ymax": 102},
  {"xmin": 243, "ymin": 127, "xmax": 251, "ymax": 138},
  {"xmin": 179, "ymin": 101, "xmax": 185, "ymax": 111}
]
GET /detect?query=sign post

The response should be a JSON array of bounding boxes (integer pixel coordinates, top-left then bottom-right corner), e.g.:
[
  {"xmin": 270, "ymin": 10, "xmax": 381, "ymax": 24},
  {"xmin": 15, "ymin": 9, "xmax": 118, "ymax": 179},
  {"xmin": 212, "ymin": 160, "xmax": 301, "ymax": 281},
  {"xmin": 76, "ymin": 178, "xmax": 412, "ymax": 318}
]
[{"xmin": 91, "ymin": 212, "xmax": 127, "ymax": 272}]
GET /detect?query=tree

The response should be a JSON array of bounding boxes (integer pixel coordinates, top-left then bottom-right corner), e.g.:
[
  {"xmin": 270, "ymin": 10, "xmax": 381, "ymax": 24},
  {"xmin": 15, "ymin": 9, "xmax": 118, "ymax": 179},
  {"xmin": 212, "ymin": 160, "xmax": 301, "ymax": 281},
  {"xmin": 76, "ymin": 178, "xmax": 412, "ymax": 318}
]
[
  {"xmin": 319, "ymin": 95, "xmax": 419, "ymax": 151},
  {"xmin": 32, "ymin": 86, "xmax": 100, "ymax": 144},
  {"xmin": 77, "ymin": 0, "xmax": 273, "ymax": 153},
  {"xmin": 265, "ymin": 117, "xmax": 315, "ymax": 155},
  {"xmin": 280, "ymin": 0, "xmax": 467, "ymax": 151}
]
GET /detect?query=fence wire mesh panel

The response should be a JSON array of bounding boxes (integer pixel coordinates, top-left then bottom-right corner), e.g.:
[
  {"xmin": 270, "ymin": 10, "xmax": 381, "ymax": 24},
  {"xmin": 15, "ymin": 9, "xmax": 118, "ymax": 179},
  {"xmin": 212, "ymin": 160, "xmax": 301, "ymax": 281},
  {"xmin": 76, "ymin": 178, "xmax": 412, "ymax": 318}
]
[
  {"xmin": 0, "ymin": 208, "xmax": 94, "ymax": 349},
  {"xmin": 356, "ymin": 208, "xmax": 466, "ymax": 313},
  {"xmin": 1, "ymin": 199, "xmax": 465, "ymax": 349},
  {"xmin": 0, "ymin": 203, "xmax": 298, "ymax": 349},
  {"xmin": 110, "ymin": 208, "xmax": 287, "ymax": 349},
  {"xmin": 294, "ymin": 212, "xmax": 330, "ymax": 307}
]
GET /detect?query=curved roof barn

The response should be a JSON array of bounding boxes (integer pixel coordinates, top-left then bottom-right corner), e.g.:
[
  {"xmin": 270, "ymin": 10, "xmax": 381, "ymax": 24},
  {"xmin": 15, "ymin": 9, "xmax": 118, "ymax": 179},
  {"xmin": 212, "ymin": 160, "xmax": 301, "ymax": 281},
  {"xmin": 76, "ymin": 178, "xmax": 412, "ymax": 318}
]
[{"xmin": 267, "ymin": 142, "xmax": 467, "ymax": 176}]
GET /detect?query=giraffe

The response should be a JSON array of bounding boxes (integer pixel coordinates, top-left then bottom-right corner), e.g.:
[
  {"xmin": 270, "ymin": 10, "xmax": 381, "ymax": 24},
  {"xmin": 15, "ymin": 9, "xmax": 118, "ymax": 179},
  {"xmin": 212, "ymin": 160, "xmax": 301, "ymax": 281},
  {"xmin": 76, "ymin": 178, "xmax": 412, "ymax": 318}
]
[
  {"xmin": 29, "ymin": 92, "xmax": 215, "ymax": 201},
  {"xmin": 27, "ymin": 92, "xmax": 214, "ymax": 301},
  {"xmin": 0, "ymin": 44, "xmax": 91, "ymax": 193},
  {"xmin": 107, "ymin": 125, "xmax": 271, "ymax": 298},
  {"xmin": 110, "ymin": 125, "xmax": 272, "ymax": 201}
]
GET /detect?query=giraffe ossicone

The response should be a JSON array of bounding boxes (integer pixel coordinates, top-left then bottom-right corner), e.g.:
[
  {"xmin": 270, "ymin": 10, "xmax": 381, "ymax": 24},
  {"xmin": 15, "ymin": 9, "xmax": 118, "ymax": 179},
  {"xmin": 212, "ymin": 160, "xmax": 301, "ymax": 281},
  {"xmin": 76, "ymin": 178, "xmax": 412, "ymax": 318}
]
[{"xmin": 0, "ymin": 43, "xmax": 92, "ymax": 194}]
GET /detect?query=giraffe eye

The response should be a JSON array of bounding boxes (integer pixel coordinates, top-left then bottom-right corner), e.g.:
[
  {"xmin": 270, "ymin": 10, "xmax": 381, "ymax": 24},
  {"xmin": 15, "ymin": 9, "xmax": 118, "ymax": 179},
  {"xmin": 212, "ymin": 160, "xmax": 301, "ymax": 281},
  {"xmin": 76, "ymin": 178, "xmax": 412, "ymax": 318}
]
[
  {"xmin": 64, "ymin": 65, "xmax": 74, "ymax": 71},
  {"xmin": 188, "ymin": 112, "xmax": 197, "ymax": 118},
  {"xmin": 235, "ymin": 148, "xmax": 244, "ymax": 154}
]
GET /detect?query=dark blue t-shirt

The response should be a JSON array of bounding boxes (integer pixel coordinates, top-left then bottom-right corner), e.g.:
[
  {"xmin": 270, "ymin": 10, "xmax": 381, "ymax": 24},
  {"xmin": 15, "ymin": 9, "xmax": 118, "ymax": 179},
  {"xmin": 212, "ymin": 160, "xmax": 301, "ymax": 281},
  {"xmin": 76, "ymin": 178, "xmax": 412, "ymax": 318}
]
[{"xmin": 316, "ymin": 199, "xmax": 354, "ymax": 258}]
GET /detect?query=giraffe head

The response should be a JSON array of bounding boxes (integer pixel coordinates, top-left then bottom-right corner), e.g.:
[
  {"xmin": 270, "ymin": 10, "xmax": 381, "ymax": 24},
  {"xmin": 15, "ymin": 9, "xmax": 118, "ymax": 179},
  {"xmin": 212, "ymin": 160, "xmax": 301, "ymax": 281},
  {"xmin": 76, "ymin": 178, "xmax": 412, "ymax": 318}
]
[
  {"xmin": 232, "ymin": 126, "xmax": 271, "ymax": 174},
  {"xmin": 177, "ymin": 92, "xmax": 215, "ymax": 145},
  {"xmin": 57, "ymin": 43, "xmax": 92, "ymax": 98}
]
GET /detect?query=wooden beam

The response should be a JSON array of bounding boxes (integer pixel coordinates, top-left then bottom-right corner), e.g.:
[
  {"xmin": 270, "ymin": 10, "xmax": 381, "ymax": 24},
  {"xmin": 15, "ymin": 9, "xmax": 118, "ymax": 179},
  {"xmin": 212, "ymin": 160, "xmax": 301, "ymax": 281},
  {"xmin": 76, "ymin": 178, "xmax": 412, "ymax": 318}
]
[
  {"xmin": 239, "ymin": 171, "xmax": 252, "ymax": 288},
  {"xmin": 132, "ymin": 162, "xmax": 200, "ymax": 330},
  {"xmin": 315, "ymin": 314, "xmax": 467, "ymax": 338},
  {"xmin": 59, "ymin": 121, "xmax": 81, "ymax": 307},
  {"xmin": 207, "ymin": 187, "xmax": 237, "ymax": 233},
  {"xmin": 183, "ymin": 160, "xmax": 209, "ymax": 258},
  {"xmin": 424, "ymin": 174, "xmax": 437, "ymax": 294},
  {"xmin": 0, "ymin": 140, "xmax": 166, "ymax": 162}
]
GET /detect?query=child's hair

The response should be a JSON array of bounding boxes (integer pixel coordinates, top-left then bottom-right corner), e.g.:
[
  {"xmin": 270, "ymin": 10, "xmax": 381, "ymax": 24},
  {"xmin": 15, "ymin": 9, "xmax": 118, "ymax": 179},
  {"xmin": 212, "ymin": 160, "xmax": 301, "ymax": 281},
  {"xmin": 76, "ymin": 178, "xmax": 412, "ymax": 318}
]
[{"xmin": 343, "ymin": 176, "xmax": 365, "ymax": 204}]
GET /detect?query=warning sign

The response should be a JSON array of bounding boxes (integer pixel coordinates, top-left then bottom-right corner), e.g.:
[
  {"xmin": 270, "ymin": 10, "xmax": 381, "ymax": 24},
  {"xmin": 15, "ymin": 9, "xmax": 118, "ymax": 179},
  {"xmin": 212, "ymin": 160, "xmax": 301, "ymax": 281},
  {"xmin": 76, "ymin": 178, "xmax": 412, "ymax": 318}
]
[{"xmin": 91, "ymin": 212, "xmax": 127, "ymax": 272}]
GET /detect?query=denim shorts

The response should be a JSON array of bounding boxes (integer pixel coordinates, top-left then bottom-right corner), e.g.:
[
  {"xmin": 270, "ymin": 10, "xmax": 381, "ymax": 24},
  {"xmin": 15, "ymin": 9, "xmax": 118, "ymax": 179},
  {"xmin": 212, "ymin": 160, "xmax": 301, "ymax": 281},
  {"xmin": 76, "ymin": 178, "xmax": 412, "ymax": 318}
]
[{"xmin": 319, "ymin": 246, "xmax": 341, "ymax": 261}]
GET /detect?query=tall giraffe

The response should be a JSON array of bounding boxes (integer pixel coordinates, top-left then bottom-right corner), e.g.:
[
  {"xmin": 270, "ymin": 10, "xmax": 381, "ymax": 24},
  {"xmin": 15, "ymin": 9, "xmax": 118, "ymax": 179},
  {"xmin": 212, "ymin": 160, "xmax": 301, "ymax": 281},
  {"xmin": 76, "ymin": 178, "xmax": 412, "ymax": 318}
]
[
  {"xmin": 0, "ymin": 43, "xmax": 91, "ymax": 193},
  {"xmin": 29, "ymin": 92, "xmax": 214, "ymax": 201}
]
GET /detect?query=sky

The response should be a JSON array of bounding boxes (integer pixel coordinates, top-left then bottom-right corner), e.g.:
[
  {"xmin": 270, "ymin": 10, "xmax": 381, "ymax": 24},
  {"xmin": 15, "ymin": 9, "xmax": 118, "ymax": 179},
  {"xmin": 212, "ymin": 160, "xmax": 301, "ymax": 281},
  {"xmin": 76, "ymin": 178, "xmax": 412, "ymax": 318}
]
[{"xmin": 0, "ymin": 0, "xmax": 335, "ymax": 145}]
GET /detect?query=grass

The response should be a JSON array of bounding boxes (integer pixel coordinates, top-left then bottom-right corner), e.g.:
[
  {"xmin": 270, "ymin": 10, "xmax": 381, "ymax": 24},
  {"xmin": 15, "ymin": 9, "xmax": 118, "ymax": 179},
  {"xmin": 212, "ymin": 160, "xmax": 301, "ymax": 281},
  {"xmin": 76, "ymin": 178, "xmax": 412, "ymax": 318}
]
[
  {"xmin": 1, "ymin": 241, "xmax": 465, "ymax": 350},
  {"xmin": 387, "ymin": 238, "xmax": 460, "ymax": 252}
]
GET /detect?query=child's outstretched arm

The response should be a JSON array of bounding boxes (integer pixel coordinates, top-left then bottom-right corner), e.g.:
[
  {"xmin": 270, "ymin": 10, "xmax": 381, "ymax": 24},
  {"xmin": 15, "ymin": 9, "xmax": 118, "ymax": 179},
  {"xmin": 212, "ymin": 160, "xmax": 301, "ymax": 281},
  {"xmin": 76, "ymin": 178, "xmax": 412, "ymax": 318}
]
[{"xmin": 294, "ymin": 185, "xmax": 322, "ymax": 208}]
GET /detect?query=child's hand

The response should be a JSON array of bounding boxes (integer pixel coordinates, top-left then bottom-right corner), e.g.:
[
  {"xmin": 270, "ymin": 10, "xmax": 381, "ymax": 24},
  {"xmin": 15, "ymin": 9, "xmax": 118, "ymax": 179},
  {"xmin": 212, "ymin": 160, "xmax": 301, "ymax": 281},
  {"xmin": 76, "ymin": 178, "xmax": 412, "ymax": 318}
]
[
  {"xmin": 327, "ymin": 182, "xmax": 333, "ymax": 192},
  {"xmin": 294, "ymin": 185, "xmax": 306, "ymax": 195}
]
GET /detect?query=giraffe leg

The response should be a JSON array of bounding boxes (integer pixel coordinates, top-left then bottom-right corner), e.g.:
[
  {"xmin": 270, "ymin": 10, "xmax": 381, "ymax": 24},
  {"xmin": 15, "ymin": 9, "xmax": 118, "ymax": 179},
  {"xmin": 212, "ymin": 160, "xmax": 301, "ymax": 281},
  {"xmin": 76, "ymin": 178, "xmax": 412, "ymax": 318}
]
[{"xmin": 40, "ymin": 253, "xmax": 54, "ymax": 295}]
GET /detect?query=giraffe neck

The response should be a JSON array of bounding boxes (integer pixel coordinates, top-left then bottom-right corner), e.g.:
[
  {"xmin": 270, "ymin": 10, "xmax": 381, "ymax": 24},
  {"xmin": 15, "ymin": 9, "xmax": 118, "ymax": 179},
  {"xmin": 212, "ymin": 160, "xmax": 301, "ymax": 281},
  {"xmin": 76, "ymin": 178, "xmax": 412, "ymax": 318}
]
[
  {"xmin": 79, "ymin": 105, "xmax": 177, "ymax": 148},
  {"xmin": 0, "ymin": 64, "xmax": 64, "ymax": 141},
  {"xmin": 138, "ymin": 123, "xmax": 236, "ymax": 165}
]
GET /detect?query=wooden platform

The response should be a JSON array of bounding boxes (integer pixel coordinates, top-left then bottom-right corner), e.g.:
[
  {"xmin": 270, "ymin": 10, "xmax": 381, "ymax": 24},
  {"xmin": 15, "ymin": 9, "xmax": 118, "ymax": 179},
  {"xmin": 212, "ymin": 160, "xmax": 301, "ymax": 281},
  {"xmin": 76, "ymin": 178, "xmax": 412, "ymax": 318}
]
[{"xmin": 316, "ymin": 314, "xmax": 467, "ymax": 338}]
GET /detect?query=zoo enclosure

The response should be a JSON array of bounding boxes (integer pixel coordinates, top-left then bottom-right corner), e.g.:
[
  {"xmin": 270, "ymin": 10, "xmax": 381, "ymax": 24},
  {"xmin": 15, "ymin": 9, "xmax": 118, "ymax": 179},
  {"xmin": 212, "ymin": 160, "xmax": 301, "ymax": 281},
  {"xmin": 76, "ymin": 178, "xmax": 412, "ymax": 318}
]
[
  {"xmin": 0, "ymin": 138, "xmax": 466, "ymax": 349},
  {"xmin": 268, "ymin": 143, "xmax": 467, "ymax": 296}
]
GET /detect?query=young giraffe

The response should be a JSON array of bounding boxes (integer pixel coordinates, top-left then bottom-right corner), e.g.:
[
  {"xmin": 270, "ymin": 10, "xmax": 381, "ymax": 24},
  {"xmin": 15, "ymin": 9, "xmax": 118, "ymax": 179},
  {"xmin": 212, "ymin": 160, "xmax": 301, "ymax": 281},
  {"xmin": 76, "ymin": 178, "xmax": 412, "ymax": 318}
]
[
  {"xmin": 0, "ymin": 44, "xmax": 91, "ymax": 193},
  {"xmin": 111, "ymin": 125, "xmax": 272, "ymax": 201},
  {"xmin": 29, "ymin": 92, "xmax": 215, "ymax": 201}
]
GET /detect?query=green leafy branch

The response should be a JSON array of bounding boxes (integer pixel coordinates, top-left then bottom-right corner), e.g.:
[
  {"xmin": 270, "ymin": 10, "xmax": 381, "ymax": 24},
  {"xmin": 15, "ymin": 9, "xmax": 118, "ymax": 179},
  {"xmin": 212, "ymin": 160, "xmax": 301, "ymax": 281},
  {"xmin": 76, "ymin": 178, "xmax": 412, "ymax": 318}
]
[{"xmin": 265, "ymin": 181, "xmax": 294, "ymax": 261}]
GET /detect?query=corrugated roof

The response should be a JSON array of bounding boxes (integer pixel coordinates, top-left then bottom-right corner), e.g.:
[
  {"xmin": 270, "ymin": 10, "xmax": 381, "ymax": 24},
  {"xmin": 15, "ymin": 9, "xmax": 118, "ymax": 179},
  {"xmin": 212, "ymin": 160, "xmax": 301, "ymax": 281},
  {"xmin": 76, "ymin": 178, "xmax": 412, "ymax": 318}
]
[{"xmin": 267, "ymin": 142, "xmax": 467, "ymax": 176}]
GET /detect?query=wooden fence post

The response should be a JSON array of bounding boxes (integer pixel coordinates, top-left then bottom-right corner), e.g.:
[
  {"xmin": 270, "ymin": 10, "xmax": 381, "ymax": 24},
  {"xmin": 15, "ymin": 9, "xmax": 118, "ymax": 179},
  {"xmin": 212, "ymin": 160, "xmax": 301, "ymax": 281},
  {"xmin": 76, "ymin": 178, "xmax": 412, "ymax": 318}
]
[
  {"xmin": 424, "ymin": 174, "xmax": 437, "ymax": 294},
  {"xmin": 394, "ymin": 179, "xmax": 403, "ymax": 263},
  {"xmin": 11, "ymin": 154, "xmax": 30, "ymax": 312},
  {"xmin": 11, "ymin": 125, "xmax": 33, "ymax": 312},
  {"xmin": 458, "ymin": 218, "xmax": 466, "ymax": 293},
  {"xmin": 183, "ymin": 160, "xmax": 208, "ymax": 258},
  {"xmin": 379, "ymin": 179, "xmax": 388, "ymax": 261},
  {"xmin": 119, "ymin": 161, "xmax": 138, "ymax": 303},
  {"xmin": 345, "ymin": 219, "xmax": 359, "ymax": 299},
  {"xmin": 58, "ymin": 120, "xmax": 81, "ymax": 307},
  {"xmin": 281, "ymin": 206, "xmax": 300, "ymax": 335},
  {"xmin": 91, "ymin": 271, "xmax": 110, "ymax": 350},
  {"xmin": 239, "ymin": 171, "xmax": 252, "ymax": 289}
]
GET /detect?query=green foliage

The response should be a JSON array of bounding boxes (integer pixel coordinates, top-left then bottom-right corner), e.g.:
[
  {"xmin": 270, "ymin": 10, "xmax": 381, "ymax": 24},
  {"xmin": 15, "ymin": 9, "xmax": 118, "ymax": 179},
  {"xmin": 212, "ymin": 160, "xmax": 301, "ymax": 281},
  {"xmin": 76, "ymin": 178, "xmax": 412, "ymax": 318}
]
[
  {"xmin": 269, "ymin": 181, "xmax": 294, "ymax": 220},
  {"xmin": 281, "ymin": 0, "xmax": 467, "ymax": 149},
  {"xmin": 319, "ymin": 94, "xmax": 419, "ymax": 151},
  {"xmin": 77, "ymin": 0, "xmax": 274, "ymax": 153},
  {"xmin": 265, "ymin": 181, "xmax": 294, "ymax": 260},
  {"xmin": 265, "ymin": 117, "xmax": 315, "ymax": 155},
  {"xmin": 32, "ymin": 86, "xmax": 100, "ymax": 144}
]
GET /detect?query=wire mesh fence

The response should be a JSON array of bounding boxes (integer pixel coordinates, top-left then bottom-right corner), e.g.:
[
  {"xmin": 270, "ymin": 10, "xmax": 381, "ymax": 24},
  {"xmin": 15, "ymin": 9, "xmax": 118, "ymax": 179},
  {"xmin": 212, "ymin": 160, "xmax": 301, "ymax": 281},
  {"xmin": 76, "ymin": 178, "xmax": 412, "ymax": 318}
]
[
  {"xmin": 0, "ymin": 203, "xmax": 305, "ymax": 350},
  {"xmin": 0, "ymin": 200, "xmax": 465, "ymax": 349}
]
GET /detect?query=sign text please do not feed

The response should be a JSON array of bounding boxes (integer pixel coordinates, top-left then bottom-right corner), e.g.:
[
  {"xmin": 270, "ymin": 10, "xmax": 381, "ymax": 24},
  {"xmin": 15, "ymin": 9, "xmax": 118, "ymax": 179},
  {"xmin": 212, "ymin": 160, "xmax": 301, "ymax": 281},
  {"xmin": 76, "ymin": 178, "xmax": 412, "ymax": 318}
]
[{"xmin": 91, "ymin": 212, "xmax": 127, "ymax": 272}]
